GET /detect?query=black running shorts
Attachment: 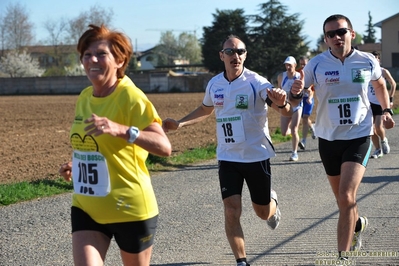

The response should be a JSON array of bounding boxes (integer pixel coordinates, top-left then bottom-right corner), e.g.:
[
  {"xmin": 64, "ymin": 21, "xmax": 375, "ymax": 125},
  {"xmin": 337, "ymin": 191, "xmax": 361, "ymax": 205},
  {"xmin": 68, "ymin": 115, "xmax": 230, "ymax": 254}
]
[
  {"xmin": 318, "ymin": 136, "xmax": 371, "ymax": 176},
  {"xmin": 71, "ymin": 206, "xmax": 157, "ymax": 253},
  {"xmin": 218, "ymin": 159, "xmax": 272, "ymax": 205},
  {"xmin": 370, "ymin": 102, "xmax": 383, "ymax": 116}
]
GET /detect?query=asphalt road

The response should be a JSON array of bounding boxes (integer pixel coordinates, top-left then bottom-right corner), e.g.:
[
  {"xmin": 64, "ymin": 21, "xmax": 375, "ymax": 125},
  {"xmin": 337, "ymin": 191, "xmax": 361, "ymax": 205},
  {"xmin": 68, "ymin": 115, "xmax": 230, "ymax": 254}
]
[{"xmin": 1, "ymin": 122, "xmax": 398, "ymax": 266}]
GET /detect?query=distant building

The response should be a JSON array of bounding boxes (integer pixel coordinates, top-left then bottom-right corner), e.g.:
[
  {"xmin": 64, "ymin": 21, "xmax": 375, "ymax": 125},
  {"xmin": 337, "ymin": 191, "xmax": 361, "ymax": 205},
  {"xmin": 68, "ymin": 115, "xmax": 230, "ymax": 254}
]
[
  {"xmin": 374, "ymin": 12, "xmax": 399, "ymax": 68},
  {"xmin": 355, "ymin": 43, "xmax": 381, "ymax": 54},
  {"xmin": 23, "ymin": 45, "xmax": 79, "ymax": 69}
]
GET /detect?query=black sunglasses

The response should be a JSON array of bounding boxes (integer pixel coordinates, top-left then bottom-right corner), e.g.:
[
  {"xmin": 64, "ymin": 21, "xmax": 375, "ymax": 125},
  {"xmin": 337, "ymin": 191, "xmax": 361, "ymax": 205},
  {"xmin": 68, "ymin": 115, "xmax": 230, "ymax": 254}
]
[
  {"xmin": 221, "ymin": 48, "xmax": 247, "ymax": 56},
  {"xmin": 325, "ymin": 28, "xmax": 351, "ymax": 38}
]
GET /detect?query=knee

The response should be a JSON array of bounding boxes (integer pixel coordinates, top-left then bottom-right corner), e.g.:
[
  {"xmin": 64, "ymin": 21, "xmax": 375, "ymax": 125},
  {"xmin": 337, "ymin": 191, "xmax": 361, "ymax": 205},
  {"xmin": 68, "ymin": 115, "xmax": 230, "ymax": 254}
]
[
  {"xmin": 224, "ymin": 205, "xmax": 241, "ymax": 220},
  {"xmin": 337, "ymin": 193, "xmax": 356, "ymax": 209},
  {"xmin": 253, "ymin": 203, "xmax": 274, "ymax": 220}
]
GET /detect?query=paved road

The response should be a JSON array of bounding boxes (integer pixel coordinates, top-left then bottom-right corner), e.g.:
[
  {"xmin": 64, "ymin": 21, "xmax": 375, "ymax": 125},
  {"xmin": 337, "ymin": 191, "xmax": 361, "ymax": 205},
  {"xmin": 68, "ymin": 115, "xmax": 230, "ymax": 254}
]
[{"xmin": 1, "ymin": 122, "xmax": 398, "ymax": 266}]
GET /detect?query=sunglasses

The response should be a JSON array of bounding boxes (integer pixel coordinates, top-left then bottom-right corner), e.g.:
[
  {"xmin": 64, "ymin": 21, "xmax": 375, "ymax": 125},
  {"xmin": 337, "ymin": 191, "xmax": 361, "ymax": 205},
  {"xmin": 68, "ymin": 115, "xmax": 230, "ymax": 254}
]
[
  {"xmin": 221, "ymin": 48, "xmax": 247, "ymax": 56},
  {"xmin": 325, "ymin": 28, "xmax": 350, "ymax": 38}
]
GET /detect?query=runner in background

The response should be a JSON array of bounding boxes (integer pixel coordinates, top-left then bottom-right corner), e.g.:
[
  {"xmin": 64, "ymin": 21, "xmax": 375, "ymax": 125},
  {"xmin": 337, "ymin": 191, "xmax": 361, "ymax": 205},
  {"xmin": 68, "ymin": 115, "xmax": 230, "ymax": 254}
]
[
  {"xmin": 277, "ymin": 56, "xmax": 302, "ymax": 161},
  {"xmin": 298, "ymin": 56, "xmax": 316, "ymax": 150},
  {"xmin": 368, "ymin": 51, "xmax": 396, "ymax": 158}
]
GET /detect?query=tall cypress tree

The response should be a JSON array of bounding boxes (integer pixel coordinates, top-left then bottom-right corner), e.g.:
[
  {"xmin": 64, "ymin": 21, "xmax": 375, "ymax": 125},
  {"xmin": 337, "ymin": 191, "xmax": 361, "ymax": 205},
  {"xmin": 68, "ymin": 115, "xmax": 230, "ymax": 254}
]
[
  {"xmin": 363, "ymin": 11, "xmax": 377, "ymax": 43},
  {"xmin": 201, "ymin": 9, "xmax": 249, "ymax": 74},
  {"xmin": 247, "ymin": 0, "xmax": 309, "ymax": 81}
]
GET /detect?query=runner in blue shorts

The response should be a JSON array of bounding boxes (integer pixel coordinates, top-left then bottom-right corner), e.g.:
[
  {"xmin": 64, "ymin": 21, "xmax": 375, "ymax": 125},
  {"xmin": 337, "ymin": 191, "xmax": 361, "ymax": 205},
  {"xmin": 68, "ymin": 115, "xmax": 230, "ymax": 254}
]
[{"xmin": 297, "ymin": 56, "xmax": 316, "ymax": 150}]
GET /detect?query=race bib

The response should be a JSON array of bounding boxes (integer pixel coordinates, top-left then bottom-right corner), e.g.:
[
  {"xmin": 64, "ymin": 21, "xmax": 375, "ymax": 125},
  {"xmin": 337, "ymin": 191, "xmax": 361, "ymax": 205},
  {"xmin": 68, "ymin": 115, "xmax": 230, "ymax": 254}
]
[
  {"xmin": 327, "ymin": 95, "xmax": 362, "ymax": 126},
  {"xmin": 216, "ymin": 115, "xmax": 245, "ymax": 144},
  {"xmin": 72, "ymin": 151, "xmax": 111, "ymax": 197}
]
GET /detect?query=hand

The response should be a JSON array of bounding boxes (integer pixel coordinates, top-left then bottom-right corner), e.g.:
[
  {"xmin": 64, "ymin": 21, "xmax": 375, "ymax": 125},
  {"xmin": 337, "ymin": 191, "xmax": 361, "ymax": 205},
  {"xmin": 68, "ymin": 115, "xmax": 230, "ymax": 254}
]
[
  {"xmin": 382, "ymin": 114, "xmax": 395, "ymax": 129},
  {"xmin": 291, "ymin": 70, "xmax": 304, "ymax": 96},
  {"xmin": 162, "ymin": 118, "xmax": 180, "ymax": 132},
  {"xmin": 84, "ymin": 113, "xmax": 121, "ymax": 137},
  {"xmin": 267, "ymin": 88, "xmax": 287, "ymax": 107},
  {"xmin": 59, "ymin": 162, "xmax": 72, "ymax": 182}
]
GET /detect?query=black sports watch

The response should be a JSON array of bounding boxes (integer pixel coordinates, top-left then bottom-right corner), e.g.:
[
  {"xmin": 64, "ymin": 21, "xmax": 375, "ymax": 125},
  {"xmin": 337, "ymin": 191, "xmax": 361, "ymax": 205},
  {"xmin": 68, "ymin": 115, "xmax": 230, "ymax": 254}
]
[{"xmin": 382, "ymin": 108, "xmax": 393, "ymax": 116}]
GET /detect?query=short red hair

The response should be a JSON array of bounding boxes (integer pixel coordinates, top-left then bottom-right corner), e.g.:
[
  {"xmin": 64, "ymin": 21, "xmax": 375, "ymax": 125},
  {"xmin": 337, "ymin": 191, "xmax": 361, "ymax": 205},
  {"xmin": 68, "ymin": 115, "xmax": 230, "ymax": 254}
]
[{"xmin": 77, "ymin": 24, "xmax": 133, "ymax": 78}]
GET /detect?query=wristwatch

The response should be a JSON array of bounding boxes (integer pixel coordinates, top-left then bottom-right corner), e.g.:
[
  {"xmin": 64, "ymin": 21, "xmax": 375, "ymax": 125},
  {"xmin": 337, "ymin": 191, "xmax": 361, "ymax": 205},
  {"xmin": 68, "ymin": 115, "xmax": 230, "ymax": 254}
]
[
  {"xmin": 127, "ymin": 126, "xmax": 140, "ymax": 143},
  {"xmin": 382, "ymin": 108, "xmax": 394, "ymax": 116}
]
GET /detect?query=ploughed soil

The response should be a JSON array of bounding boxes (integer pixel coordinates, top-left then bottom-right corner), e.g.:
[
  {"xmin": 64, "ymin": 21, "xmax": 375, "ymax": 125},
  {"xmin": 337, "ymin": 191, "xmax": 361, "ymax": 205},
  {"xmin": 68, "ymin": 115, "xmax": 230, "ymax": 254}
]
[{"xmin": 1, "ymin": 91, "xmax": 397, "ymax": 185}]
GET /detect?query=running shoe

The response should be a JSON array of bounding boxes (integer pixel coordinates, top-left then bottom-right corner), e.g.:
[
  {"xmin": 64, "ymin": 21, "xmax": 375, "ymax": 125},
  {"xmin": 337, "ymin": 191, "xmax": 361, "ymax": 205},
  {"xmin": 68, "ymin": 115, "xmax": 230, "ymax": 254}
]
[
  {"xmin": 289, "ymin": 152, "xmax": 298, "ymax": 161},
  {"xmin": 351, "ymin": 216, "xmax": 368, "ymax": 251},
  {"xmin": 311, "ymin": 124, "xmax": 316, "ymax": 139},
  {"xmin": 267, "ymin": 190, "xmax": 281, "ymax": 230},
  {"xmin": 370, "ymin": 149, "xmax": 383, "ymax": 159},
  {"xmin": 337, "ymin": 256, "xmax": 349, "ymax": 265},
  {"xmin": 237, "ymin": 262, "xmax": 250, "ymax": 266},
  {"xmin": 298, "ymin": 141, "xmax": 305, "ymax": 150},
  {"xmin": 381, "ymin": 138, "xmax": 390, "ymax": 154}
]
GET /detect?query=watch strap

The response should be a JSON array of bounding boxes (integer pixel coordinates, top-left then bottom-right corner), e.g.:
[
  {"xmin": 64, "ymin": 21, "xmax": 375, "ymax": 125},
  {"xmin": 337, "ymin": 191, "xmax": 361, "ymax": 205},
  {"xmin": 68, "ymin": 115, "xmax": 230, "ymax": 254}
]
[{"xmin": 382, "ymin": 108, "xmax": 393, "ymax": 115}]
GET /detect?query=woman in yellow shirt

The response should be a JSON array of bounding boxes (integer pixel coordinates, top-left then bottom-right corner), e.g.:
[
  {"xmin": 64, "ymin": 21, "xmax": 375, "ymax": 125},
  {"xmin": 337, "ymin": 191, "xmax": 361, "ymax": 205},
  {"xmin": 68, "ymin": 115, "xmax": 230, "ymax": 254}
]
[{"xmin": 59, "ymin": 24, "xmax": 171, "ymax": 266}]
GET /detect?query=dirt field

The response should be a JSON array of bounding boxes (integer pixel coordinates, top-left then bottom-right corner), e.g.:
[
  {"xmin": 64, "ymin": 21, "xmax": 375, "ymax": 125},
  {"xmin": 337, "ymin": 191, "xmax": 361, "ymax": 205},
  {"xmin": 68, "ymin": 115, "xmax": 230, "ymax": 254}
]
[{"xmin": 1, "ymin": 91, "xmax": 397, "ymax": 185}]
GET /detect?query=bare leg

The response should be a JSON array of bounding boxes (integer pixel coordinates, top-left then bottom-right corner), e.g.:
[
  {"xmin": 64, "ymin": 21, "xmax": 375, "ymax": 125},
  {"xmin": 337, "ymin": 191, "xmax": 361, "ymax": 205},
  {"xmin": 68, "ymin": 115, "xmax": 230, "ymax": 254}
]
[
  {"xmin": 223, "ymin": 195, "xmax": 246, "ymax": 260},
  {"xmin": 120, "ymin": 246, "xmax": 153, "ymax": 266},
  {"xmin": 373, "ymin": 115, "xmax": 385, "ymax": 148},
  {"xmin": 302, "ymin": 115, "xmax": 310, "ymax": 140},
  {"xmin": 252, "ymin": 200, "xmax": 276, "ymax": 220},
  {"xmin": 280, "ymin": 115, "xmax": 291, "ymax": 136},
  {"xmin": 72, "ymin": 230, "xmax": 111, "ymax": 266},
  {"xmin": 327, "ymin": 162, "xmax": 365, "ymax": 251},
  {"xmin": 290, "ymin": 108, "xmax": 302, "ymax": 153}
]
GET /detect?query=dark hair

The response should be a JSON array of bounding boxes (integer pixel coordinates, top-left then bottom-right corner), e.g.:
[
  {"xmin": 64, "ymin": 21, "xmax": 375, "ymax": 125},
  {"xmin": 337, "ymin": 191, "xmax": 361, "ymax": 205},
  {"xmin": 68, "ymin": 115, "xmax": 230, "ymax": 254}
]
[
  {"xmin": 299, "ymin": 56, "xmax": 308, "ymax": 61},
  {"xmin": 323, "ymin": 14, "xmax": 353, "ymax": 33},
  {"xmin": 77, "ymin": 24, "xmax": 133, "ymax": 78},
  {"xmin": 371, "ymin": 50, "xmax": 380, "ymax": 58},
  {"xmin": 220, "ymin": 34, "xmax": 245, "ymax": 50}
]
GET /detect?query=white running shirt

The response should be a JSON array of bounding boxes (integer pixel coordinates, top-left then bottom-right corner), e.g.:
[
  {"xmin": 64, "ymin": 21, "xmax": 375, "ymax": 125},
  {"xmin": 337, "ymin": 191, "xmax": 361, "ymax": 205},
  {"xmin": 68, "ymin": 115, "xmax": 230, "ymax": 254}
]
[
  {"xmin": 303, "ymin": 49, "xmax": 382, "ymax": 141},
  {"xmin": 203, "ymin": 68, "xmax": 276, "ymax": 162},
  {"xmin": 367, "ymin": 67, "xmax": 386, "ymax": 105},
  {"xmin": 281, "ymin": 71, "xmax": 301, "ymax": 93}
]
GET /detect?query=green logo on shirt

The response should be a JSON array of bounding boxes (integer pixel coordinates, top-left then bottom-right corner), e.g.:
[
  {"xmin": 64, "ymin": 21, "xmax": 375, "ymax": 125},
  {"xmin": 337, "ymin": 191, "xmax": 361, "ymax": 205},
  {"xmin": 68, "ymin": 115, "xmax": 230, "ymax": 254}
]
[
  {"xmin": 351, "ymin": 68, "xmax": 366, "ymax": 83},
  {"xmin": 235, "ymin": 94, "xmax": 248, "ymax": 109}
]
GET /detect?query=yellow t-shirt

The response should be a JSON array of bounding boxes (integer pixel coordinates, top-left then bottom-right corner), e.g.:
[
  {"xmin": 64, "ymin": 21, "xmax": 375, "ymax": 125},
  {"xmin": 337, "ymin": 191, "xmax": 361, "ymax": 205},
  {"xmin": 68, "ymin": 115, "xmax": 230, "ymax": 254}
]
[{"xmin": 70, "ymin": 75, "xmax": 161, "ymax": 224}]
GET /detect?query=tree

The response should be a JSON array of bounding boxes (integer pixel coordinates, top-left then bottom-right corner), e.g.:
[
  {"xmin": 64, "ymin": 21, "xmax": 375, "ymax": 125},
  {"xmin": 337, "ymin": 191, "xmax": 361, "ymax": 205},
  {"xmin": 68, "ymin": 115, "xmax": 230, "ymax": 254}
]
[
  {"xmin": 352, "ymin": 32, "xmax": 363, "ymax": 46},
  {"xmin": 154, "ymin": 31, "xmax": 179, "ymax": 66},
  {"xmin": 313, "ymin": 34, "xmax": 328, "ymax": 54},
  {"xmin": 177, "ymin": 32, "xmax": 202, "ymax": 64},
  {"xmin": 66, "ymin": 5, "xmax": 114, "ymax": 44},
  {"xmin": 0, "ymin": 49, "xmax": 44, "ymax": 77},
  {"xmin": 1, "ymin": 2, "xmax": 34, "ymax": 50},
  {"xmin": 153, "ymin": 31, "xmax": 202, "ymax": 67},
  {"xmin": 42, "ymin": 18, "xmax": 79, "ymax": 76},
  {"xmin": 363, "ymin": 11, "xmax": 376, "ymax": 43},
  {"xmin": 201, "ymin": 9, "xmax": 250, "ymax": 73},
  {"xmin": 127, "ymin": 56, "xmax": 139, "ymax": 74},
  {"xmin": 0, "ymin": 13, "xmax": 5, "ymax": 57},
  {"xmin": 248, "ymin": 0, "xmax": 309, "ymax": 80},
  {"xmin": 64, "ymin": 62, "xmax": 85, "ymax": 76},
  {"xmin": 43, "ymin": 18, "xmax": 68, "ymax": 47}
]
